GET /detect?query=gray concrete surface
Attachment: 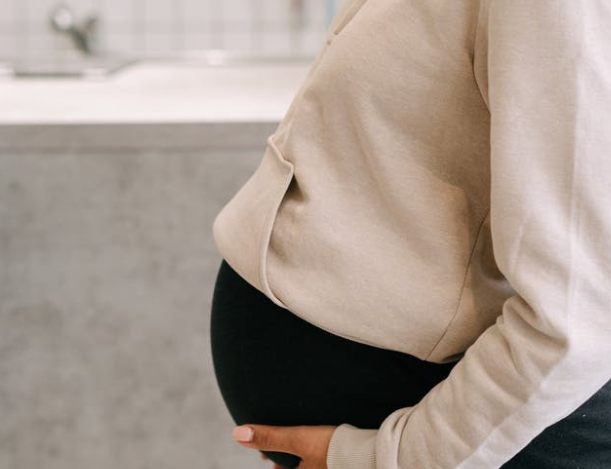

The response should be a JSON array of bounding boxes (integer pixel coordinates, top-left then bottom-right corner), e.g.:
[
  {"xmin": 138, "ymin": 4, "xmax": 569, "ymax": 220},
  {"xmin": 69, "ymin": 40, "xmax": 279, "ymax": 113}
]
[{"xmin": 0, "ymin": 146, "xmax": 273, "ymax": 469}]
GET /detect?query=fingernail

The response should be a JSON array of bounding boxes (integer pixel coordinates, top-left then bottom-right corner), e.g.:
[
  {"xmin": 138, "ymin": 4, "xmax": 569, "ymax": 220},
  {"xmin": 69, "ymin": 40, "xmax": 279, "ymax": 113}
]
[{"xmin": 232, "ymin": 426, "xmax": 254, "ymax": 442}]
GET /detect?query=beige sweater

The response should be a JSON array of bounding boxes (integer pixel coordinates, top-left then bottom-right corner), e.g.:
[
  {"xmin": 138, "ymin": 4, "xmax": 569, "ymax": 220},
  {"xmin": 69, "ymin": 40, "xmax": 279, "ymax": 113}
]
[{"xmin": 212, "ymin": 0, "xmax": 611, "ymax": 467}]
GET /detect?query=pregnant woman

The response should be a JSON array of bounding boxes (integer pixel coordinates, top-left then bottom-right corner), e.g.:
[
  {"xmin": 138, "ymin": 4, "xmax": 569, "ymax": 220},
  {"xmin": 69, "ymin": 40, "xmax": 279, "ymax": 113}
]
[{"xmin": 210, "ymin": 1, "xmax": 611, "ymax": 468}]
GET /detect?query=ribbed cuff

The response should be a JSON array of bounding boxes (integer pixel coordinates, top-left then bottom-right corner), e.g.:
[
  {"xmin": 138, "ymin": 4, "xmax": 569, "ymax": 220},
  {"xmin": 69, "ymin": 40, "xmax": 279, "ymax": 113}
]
[{"xmin": 326, "ymin": 423, "xmax": 378, "ymax": 469}]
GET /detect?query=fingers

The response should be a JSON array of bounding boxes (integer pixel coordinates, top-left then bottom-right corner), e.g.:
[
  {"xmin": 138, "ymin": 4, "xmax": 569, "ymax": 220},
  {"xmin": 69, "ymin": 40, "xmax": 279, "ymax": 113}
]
[{"xmin": 235, "ymin": 424, "xmax": 302, "ymax": 455}]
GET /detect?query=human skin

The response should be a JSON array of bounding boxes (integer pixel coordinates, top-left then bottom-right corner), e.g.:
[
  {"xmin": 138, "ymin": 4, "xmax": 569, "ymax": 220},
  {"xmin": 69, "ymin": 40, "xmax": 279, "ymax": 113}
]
[{"xmin": 232, "ymin": 424, "xmax": 338, "ymax": 469}]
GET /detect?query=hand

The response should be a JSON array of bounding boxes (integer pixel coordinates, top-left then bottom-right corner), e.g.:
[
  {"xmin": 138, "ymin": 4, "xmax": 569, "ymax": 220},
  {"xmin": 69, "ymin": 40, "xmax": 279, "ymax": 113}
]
[{"xmin": 232, "ymin": 424, "xmax": 338, "ymax": 469}]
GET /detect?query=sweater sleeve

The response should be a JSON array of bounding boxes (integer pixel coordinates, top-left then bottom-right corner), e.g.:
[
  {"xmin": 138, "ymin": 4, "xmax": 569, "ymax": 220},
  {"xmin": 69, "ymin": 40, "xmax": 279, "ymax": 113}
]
[{"xmin": 326, "ymin": 1, "xmax": 611, "ymax": 468}]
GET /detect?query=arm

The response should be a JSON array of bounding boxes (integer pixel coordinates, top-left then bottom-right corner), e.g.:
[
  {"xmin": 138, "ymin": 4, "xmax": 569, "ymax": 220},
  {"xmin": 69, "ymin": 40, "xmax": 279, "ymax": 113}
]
[{"xmin": 327, "ymin": 1, "xmax": 611, "ymax": 467}]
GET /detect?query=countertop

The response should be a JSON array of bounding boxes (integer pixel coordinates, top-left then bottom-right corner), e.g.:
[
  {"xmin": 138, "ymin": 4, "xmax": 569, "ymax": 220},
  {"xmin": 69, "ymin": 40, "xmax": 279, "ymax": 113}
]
[{"xmin": 0, "ymin": 59, "xmax": 311, "ymax": 149}]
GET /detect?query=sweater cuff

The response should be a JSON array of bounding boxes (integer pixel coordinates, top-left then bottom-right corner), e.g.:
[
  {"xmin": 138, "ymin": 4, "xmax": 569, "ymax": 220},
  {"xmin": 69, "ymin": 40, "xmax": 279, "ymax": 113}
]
[{"xmin": 326, "ymin": 423, "xmax": 378, "ymax": 469}]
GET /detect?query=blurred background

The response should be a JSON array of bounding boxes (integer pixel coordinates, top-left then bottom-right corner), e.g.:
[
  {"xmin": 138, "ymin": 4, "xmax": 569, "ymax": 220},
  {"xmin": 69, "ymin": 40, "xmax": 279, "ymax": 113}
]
[
  {"xmin": 0, "ymin": 0, "xmax": 339, "ymax": 60},
  {"xmin": 0, "ymin": 1, "xmax": 342, "ymax": 468}
]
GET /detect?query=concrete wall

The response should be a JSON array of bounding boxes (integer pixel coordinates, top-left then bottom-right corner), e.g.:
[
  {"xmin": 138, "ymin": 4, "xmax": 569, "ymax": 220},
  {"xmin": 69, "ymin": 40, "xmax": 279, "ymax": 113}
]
[{"xmin": 0, "ymin": 145, "xmax": 271, "ymax": 469}]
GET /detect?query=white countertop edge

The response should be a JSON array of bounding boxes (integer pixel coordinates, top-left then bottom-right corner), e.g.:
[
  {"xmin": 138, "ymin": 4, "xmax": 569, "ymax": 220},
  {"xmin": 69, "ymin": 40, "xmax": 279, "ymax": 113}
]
[{"xmin": 0, "ymin": 59, "xmax": 311, "ymax": 126}]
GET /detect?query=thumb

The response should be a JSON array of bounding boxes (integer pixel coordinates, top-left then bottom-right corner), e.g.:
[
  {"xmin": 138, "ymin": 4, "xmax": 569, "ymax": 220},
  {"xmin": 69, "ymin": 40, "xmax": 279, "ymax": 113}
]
[{"xmin": 232, "ymin": 424, "xmax": 301, "ymax": 455}]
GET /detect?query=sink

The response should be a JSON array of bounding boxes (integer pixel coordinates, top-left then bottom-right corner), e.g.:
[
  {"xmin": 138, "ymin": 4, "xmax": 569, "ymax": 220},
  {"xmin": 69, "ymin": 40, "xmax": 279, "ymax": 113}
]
[{"xmin": 0, "ymin": 53, "xmax": 139, "ymax": 79}]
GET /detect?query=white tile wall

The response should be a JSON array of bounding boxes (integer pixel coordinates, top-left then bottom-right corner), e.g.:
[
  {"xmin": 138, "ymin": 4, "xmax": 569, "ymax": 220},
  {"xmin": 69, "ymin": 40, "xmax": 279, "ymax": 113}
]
[
  {"xmin": 142, "ymin": 31, "xmax": 176, "ymax": 55},
  {"xmin": 221, "ymin": 32, "xmax": 255, "ymax": 54},
  {"xmin": 29, "ymin": 0, "xmax": 97, "ymax": 29},
  {"xmin": 0, "ymin": 32, "xmax": 14, "ymax": 58},
  {"xmin": 182, "ymin": 31, "xmax": 212, "ymax": 52},
  {"xmin": 221, "ymin": 0, "xmax": 254, "ymax": 26},
  {"xmin": 0, "ymin": 0, "xmax": 335, "ymax": 59},
  {"xmin": 101, "ymin": 1, "xmax": 135, "ymax": 26},
  {"xmin": 103, "ymin": 31, "xmax": 136, "ymax": 55},
  {"xmin": 27, "ymin": 30, "xmax": 73, "ymax": 52},
  {"xmin": 182, "ymin": 0, "xmax": 209, "ymax": 25},
  {"xmin": 141, "ymin": 0, "xmax": 174, "ymax": 23},
  {"xmin": 260, "ymin": 0, "xmax": 290, "ymax": 25},
  {"xmin": 0, "ymin": 0, "xmax": 17, "ymax": 22}
]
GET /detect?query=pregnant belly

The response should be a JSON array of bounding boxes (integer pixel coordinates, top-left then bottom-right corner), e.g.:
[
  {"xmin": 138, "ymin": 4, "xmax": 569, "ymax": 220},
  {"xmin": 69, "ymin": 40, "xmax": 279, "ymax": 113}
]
[{"xmin": 210, "ymin": 259, "xmax": 456, "ymax": 468}]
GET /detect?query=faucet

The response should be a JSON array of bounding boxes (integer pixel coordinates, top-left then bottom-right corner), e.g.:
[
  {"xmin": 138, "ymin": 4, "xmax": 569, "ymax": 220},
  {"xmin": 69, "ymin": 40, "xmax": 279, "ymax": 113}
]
[{"xmin": 49, "ymin": 3, "xmax": 99, "ymax": 55}]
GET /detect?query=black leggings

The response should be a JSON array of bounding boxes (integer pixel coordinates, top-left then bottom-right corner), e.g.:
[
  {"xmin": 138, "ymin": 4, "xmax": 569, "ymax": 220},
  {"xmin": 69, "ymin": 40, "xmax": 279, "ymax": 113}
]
[{"xmin": 210, "ymin": 259, "xmax": 611, "ymax": 469}]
